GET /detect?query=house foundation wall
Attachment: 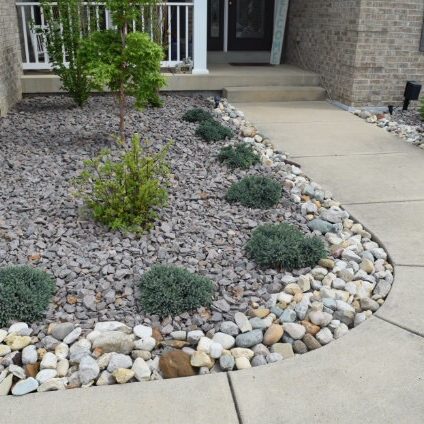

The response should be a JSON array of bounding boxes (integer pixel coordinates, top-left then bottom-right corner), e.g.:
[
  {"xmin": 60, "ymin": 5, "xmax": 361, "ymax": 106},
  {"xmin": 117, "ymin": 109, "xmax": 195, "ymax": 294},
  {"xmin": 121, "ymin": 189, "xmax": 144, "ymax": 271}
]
[
  {"xmin": 0, "ymin": 0, "xmax": 22, "ymax": 116},
  {"xmin": 286, "ymin": 0, "xmax": 424, "ymax": 107}
]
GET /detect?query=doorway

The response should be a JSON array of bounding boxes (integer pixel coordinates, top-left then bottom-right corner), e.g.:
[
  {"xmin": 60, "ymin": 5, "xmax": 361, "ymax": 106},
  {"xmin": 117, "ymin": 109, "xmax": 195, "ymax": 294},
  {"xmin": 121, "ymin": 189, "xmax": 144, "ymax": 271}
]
[{"xmin": 208, "ymin": 0, "xmax": 275, "ymax": 51}]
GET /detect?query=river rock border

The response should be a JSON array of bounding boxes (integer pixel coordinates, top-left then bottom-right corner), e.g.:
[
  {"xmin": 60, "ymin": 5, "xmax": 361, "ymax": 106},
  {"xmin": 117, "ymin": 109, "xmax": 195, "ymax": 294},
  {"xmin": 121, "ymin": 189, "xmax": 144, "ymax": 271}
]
[
  {"xmin": 353, "ymin": 108, "xmax": 423, "ymax": 147},
  {"xmin": 0, "ymin": 97, "xmax": 393, "ymax": 396}
]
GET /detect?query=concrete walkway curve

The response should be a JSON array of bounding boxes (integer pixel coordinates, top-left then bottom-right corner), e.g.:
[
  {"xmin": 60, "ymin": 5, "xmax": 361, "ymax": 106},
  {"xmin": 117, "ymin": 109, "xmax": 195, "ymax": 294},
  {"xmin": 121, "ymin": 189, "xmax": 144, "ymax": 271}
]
[{"xmin": 2, "ymin": 101, "xmax": 424, "ymax": 423}]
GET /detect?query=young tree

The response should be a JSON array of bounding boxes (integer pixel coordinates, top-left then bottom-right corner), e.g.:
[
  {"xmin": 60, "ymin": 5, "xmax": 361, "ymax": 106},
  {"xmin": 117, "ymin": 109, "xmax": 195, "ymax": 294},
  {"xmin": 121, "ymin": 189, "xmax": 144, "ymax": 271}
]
[
  {"xmin": 39, "ymin": 0, "xmax": 93, "ymax": 106},
  {"xmin": 79, "ymin": 0, "xmax": 165, "ymax": 141}
]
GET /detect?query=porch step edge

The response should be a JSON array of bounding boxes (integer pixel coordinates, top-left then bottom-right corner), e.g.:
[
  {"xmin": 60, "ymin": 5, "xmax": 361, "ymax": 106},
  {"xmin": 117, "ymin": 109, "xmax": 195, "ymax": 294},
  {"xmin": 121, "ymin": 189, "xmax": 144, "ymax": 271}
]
[{"xmin": 223, "ymin": 85, "xmax": 327, "ymax": 102}]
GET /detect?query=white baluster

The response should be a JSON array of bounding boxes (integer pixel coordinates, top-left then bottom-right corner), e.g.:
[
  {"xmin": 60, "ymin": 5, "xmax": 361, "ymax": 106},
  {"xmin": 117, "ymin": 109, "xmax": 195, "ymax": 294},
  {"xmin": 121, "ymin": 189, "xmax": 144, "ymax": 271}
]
[{"xmin": 192, "ymin": 0, "xmax": 208, "ymax": 74}]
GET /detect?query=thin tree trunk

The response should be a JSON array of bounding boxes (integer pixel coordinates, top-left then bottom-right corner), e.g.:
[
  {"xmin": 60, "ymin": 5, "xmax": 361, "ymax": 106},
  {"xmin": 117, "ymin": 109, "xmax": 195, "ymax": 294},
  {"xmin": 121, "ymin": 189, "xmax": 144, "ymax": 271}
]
[
  {"xmin": 119, "ymin": 20, "xmax": 128, "ymax": 142},
  {"xmin": 119, "ymin": 81, "xmax": 125, "ymax": 142}
]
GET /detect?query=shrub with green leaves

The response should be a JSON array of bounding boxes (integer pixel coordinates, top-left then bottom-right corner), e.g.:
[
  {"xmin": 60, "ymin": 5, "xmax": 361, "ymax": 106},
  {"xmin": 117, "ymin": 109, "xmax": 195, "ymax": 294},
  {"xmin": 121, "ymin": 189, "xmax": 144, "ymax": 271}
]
[
  {"xmin": 246, "ymin": 223, "xmax": 327, "ymax": 270},
  {"xmin": 74, "ymin": 134, "xmax": 171, "ymax": 233},
  {"xmin": 0, "ymin": 266, "xmax": 55, "ymax": 327},
  {"xmin": 138, "ymin": 265, "xmax": 214, "ymax": 316},
  {"xmin": 79, "ymin": 0, "xmax": 165, "ymax": 141},
  {"xmin": 218, "ymin": 143, "xmax": 260, "ymax": 170},
  {"xmin": 226, "ymin": 175, "xmax": 282, "ymax": 209},
  {"xmin": 39, "ymin": 0, "xmax": 93, "ymax": 106},
  {"xmin": 420, "ymin": 98, "xmax": 424, "ymax": 120},
  {"xmin": 182, "ymin": 108, "xmax": 214, "ymax": 123},
  {"xmin": 195, "ymin": 119, "xmax": 233, "ymax": 142}
]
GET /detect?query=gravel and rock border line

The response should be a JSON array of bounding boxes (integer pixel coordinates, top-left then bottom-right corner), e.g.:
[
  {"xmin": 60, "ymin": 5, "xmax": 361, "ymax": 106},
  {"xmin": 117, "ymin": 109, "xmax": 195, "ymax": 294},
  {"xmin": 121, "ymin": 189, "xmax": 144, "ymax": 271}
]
[
  {"xmin": 0, "ymin": 95, "xmax": 393, "ymax": 396},
  {"xmin": 353, "ymin": 107, "xmax": 423, "ymax": 147}
]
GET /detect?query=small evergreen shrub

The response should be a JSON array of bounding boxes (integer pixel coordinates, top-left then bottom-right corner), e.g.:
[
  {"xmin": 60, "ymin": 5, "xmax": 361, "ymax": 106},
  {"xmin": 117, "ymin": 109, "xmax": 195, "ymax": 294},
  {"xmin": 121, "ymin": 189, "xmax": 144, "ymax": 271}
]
[
  {"xmin": 138, "ymin": 265, "xmax": 214, "ymax": 317},
  {"xmin": 182, "ymin": 108, "xmax": 214, "ymax": 123},
  {"xmin": 195, "ymin": 119, "xmax": 233, "ymax": 142},
  {"xmin": 226, "ymin": 176, "xmax": 282, "ymax": 209},
  {"xmin": 246, "ymin": 223, "xmax": 327, "ymax": 270},
  {"xmin": 74, "ymin": 134, "xmax": 171, "ymax": 233},
  {"xmin": 218, "ymin": 143, "xmax": 260, "ymax": 170},
  {"xmin": 0, "ymin": 266, "xmax": 55, "ymax": 326},
  {"xmin": 420, "ymin": 98, "xmax": 424, "ymax": 120}
]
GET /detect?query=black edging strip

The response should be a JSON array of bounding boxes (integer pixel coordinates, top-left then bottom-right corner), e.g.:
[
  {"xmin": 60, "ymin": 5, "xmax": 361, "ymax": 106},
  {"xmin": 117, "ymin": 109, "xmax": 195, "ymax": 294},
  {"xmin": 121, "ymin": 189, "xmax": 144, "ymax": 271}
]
[{"xmin": 227, "ymin": 372, "xmax": 243, "ymax": 424}]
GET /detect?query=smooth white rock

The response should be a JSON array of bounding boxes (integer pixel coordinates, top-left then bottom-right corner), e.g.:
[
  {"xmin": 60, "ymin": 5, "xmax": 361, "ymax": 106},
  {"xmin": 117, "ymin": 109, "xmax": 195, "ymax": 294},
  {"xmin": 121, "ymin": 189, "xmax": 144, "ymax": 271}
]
[
  {"xmin": 209, "ymin": 342, "xmax": 224, "ymax": 359},
  {"xmin": 22, "ymin": 345, "xmax": 38, "ymax": 365},
  {"xmin": 57, "ymin": 359, "xmax": 70, "ymax": 377},
  {"xmin": 133, "ymin": 336, "xmax": 156, "ymax": 352},
  {"xmin": 133, "ymin": 325, "xmax": 152, "ymax": 339},
  {"xmin": 9, "ymin": 365, "xmax": 26, "ymax": 379},
  {"xmin": 8, "ymin": 322, "xmax": 29, "ymax": 335},
  {"xmin": 36, "ymin": 369, "xmax": 58, "ymax": 384},
  {"xmin": 79, "ymin": 356, "xmax": 100, "ymax": 385},
  {"xmin": 132, "ymin": 357, "xmax": 151, "ymax": 381},
  {"xmin": 212, "ymin": 332, "xmax": 236, "ymax": 350},
  {"xmin": 94, "ymin": 321, "xmax": 131, "ymax": 334},
  {"xmin": 55, "ymin": 343, "xmax": 69, "ymax": 360},
  {"xmin": 107, "ymin": 354, "xmax": 132, "ymax": 372},
  {"xmin": 197, "ymin": 337, "xmax": 213, "ymax": 353},
  {"xmin": 63, "ymin": 327, "xmax": 82, "ymax": 344},
  {"xmin": 40, "ymin": 352, "xmax": 57, "ymax": 370},
  {"xmin": 12, "ymin": 377, "xmax": 39, "ymax": 395},
  {"xmin": 316, "ymin": 328, "xmax": 334, "ymax": 345}
]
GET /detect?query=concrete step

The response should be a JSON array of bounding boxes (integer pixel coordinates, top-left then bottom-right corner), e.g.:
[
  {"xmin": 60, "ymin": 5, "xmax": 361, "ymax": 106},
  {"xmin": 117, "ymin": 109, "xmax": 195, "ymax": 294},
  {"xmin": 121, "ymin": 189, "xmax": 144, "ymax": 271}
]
[
  {"xmin": 22, "ymin": 65, "xmax": 321, "ymax": 94},
  {"xmin": 223, "ymin": 85, "xmax": 326, "ymax": 102}
]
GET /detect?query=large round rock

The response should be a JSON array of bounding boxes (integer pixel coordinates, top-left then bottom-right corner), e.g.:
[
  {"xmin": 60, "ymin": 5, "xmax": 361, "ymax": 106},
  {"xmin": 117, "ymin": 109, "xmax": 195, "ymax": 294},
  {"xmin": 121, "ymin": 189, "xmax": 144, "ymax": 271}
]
[{"xmin": 235, "ymin": 330, "xmax": 263, "ymax": 348}]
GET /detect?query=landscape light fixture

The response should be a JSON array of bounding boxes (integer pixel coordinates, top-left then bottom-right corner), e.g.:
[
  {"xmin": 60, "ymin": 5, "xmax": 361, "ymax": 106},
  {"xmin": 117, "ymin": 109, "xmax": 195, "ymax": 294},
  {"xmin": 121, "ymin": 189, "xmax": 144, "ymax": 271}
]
[
  {"xmin": 214, "ymin": 95, "xmax": 221, "ymax": 108},
  {"xmin": 403, "ymin": 81, "xmax": 422, "ymax": 111}
]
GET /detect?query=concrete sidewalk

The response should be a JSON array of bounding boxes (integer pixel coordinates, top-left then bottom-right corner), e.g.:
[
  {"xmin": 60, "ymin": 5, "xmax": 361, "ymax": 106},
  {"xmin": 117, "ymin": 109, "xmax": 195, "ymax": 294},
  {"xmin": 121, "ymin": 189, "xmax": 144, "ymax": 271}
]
[
  {"xmin": 230, "ymin": 101, "xmax": 424, "ymax": 423},
  {"xmin": 2, "ymin": 101, "xmax": 424, "ymax": 423}
]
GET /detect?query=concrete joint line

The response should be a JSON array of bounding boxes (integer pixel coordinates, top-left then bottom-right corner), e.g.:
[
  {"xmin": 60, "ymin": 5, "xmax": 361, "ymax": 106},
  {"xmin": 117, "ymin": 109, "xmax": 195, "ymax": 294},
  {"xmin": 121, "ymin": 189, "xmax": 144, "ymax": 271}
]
[
  {"xmin": 291, "ymin": 151, "xmax": 406, "ymax": 159},
  {"xmin": 227, "ymin": 373, "xmax": 243, "ymax": 424},
  {"xmin": 375, "ymin": 315, "xmax": 424, "ymax": 339},
  {"xmin": 343, "ymin": 198, "xmax": 424, "ymax": 206},
  {"xmin": 393, "ymin": 263, "xmax": 424, "ymax": 268}
]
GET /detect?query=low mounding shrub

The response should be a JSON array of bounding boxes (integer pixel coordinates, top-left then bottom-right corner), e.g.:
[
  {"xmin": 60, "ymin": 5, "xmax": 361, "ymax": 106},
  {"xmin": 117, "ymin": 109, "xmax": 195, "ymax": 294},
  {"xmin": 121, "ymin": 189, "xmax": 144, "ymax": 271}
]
[
  {"xmin": 139, "ymin": 265, "xmax": 214, "ymax": 317},
  {"xmin": 420, "ymin": 98, "xmax": 424, "ymax": 121},
  {"xmin": 195, "ymin": 119, "xmax": 233, "ymax": 142},
  {"xmin": 246, "ymin": 223, "xmax": 327, "ymax": 270},
  {"xmin": 218, "ymin": 143, "xmax": 260, "ymax": 170},
  {"xmin": 226, "ymin": 175, "xmax": 282, "ymax": 209},
  {"xmin": 74, "ymin": 134, "xmax": 171, "ymax": 233},
  {"xmin": 182, "ymin": 108, "xmax": 214, "ymax": 123},
  {"xmin": 0, "ymin": 266, "xmax": 55, "ymax": 326}
]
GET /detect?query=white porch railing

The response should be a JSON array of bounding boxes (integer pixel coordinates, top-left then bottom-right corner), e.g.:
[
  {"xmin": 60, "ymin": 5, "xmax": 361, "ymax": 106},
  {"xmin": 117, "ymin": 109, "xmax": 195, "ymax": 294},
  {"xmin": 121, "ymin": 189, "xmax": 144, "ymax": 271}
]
[{"xmin": 16, "ymin": 1, "xmax": 194, "ymax": 70}]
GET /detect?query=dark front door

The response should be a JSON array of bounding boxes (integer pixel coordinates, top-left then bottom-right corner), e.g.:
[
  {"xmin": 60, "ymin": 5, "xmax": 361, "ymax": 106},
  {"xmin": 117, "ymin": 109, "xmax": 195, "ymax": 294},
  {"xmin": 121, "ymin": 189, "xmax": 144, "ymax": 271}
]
[
  {"xmin": 228, "ymin": 0, "xmax": 274, "ymax": 51},
  {"xmin": 208, "ymin": 0, "xmax": 225, "ymax": 51}
]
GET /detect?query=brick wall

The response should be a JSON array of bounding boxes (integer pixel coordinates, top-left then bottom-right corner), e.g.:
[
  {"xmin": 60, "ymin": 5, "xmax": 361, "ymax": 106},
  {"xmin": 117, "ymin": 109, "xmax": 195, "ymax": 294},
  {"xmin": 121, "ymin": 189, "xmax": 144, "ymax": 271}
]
[
  {"xmin": 352, "ymin": 0, "xmax": 424, "ymax": 106},
  {"xmin": 285, "ymin": 0, "xmax": 424, "ymax": 107},
  {"xmin": 285, "ymin": 0, "xmax": 361, "ymax": 105},
  {"xmin": 0, "ymin": 0, "xmax": 22, "ymax": 116}
]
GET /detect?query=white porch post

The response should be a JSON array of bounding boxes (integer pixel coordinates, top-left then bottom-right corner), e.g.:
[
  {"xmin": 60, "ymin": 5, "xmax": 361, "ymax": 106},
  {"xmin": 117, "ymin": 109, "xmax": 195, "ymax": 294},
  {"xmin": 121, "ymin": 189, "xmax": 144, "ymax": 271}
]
[{"xmin": 192, "ymin": 0, "xmax": 209, "ymax": 74}]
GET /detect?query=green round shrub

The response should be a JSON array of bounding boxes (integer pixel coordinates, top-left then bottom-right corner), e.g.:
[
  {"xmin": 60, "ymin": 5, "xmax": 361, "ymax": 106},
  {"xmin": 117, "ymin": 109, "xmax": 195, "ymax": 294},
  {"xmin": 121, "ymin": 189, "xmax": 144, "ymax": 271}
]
[
  {"xmin": 246, "ymin": 223, "xmax": 327, "ymax": 270},
  {"xmin": 182, "ymin": 108, "xmax": 214, "ymax": 123},
  {"xmin": 195, "ymin": 119, "xmax": 233, "ymax": 142},
  {"xmin": 0, "ymin": 266, "xmax": 55, "ymax": 327},
  {"xmin": 226, "ymin": 175, "xmax": 282, "ymax": 209},
  {"xmin": 138, "ymin": 265, "xmax": 214, "ymax": 317},
  {"xmin": 218, "ymin": 143, "xmax": 260, "ymax": 170}
]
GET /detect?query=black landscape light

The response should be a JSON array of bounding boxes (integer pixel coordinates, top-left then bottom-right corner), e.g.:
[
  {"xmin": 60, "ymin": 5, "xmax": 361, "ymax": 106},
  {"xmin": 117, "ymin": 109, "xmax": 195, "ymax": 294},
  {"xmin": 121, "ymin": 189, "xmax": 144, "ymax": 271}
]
[
  {"xmin": 403, "ymin": 81, "xmax": 422, "ymax": 111},
  {"xmin": 214, "ymin": 95, "xmax": 221, "ymax": 108},
  {"xmin": 388, "ymin": 105, "xmax": 394, "ymax": 115}
]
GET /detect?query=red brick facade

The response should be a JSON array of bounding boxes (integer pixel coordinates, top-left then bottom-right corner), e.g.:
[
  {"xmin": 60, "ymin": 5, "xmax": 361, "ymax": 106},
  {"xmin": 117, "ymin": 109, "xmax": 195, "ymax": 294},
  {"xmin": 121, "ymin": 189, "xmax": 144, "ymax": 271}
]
[{"xmin": 286, "ymin": 0, "xmax": 424, "ymax": 107}]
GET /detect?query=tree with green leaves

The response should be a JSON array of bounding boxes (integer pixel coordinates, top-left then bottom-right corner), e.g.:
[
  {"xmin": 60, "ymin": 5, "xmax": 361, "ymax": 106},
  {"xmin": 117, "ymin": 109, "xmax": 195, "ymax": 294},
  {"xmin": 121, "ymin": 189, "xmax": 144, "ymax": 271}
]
[
  {"xmin": 79, "ymin": 0, "xmax": 165, "ymax": 141},
  {"xmin": 39, "ymin": 0, "xmax": 93, "ymax": 106}
]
